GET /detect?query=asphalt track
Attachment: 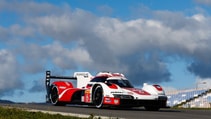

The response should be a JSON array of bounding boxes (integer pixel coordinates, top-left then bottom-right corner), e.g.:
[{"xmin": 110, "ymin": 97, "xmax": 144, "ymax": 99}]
[{"xmin": 0, "ymin": 103, "xmax": 211, "ymax": 119}]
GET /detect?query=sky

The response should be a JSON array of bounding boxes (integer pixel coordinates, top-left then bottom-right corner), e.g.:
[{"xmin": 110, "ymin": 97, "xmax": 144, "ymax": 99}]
[{"xmin": 1, "ymin": 0, "xmax": 211, "ymax": 103}]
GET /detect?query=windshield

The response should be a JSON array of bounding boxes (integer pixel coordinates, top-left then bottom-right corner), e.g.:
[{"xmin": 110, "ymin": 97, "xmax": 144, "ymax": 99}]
[
  {"xmin": 107, "ymin": 79, "xmax": 134, "ymax": 88},
  {"xmin": 90, "ymin": 77, "xmax": 107, "ymax": 82}
]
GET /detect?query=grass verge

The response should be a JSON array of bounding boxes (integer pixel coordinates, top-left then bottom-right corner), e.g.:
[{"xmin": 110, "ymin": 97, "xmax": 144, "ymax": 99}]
[{"xmin": 0, "ymin": 106, "xmax": 89, "ymax": 119}]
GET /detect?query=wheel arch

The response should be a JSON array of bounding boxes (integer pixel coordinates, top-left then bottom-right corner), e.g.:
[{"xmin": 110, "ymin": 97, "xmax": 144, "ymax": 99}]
[
  {"xmin": 49, "ymin": 81, "xmax": 75, "ymax": 106},
  {"xmin": 91, "ymin": 84, "xmax": 104, "ymax": 108},
  {"xmin": 91, "ymin": 83, "xmax": 107, "ymax": 98},
  {"xmin": 49, "ymin": 84, "xmax": 65, "ymax": 106}
]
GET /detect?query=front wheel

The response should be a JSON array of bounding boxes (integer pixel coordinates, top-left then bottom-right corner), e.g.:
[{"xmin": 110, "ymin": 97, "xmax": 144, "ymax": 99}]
[{"xmin": 93, "ymin": 85, "xmax": 104, "ymax": 108}]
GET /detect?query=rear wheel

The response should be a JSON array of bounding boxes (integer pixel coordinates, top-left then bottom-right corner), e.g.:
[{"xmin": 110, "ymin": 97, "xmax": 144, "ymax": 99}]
[
  {"xmin": 50, "ymin": 85, "xmax": 65, "ymax": 106},
  {"xmin": 93, "ymin": 85, "xmax": 104, "ymax": 108}
]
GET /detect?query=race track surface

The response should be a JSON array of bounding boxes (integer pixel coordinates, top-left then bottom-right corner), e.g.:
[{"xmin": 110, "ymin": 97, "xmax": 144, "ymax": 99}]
[{"xmin": 0, "ymin": 103, "xmax": 210, "ymax": 119}]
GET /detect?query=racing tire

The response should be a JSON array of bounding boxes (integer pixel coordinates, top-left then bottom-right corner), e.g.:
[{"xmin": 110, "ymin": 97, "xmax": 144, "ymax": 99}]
[
  {"xmin": 93, "ymin": 85, "xmax": 104, "ymax": 108},
  {"xmin": 50, "ymin": 85, "xmax": 65, "ymax": 106}
]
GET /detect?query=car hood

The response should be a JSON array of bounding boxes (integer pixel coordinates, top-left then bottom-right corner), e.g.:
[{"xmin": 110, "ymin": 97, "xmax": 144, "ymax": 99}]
[{"xmin": 122, "ymin": 88, "xmax": 151, "ymax": 95}]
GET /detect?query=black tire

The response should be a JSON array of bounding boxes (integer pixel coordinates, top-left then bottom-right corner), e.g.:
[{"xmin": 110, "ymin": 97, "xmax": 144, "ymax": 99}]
[
  {"xmin": 93, "ymin": 85, "xmax": 104, "ymax": 108},
  {"xmin": 50, "ymin": 85, "xmax": 65, "ymax": 106}
]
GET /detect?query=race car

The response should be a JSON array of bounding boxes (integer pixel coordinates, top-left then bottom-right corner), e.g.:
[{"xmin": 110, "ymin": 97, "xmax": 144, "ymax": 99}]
[{"xmin": 45, "ymin": 70, "xmax": 167, "ymax": 111}]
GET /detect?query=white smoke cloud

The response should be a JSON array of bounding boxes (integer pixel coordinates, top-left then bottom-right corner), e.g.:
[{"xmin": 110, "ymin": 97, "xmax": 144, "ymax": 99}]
[
  {"xmin": 195, "ymin": 77, "xmax": 211, "ymax": 89},
  {"xmin": 195, "ymin": 0, "xmax": 211, "ymax": 6},
  {"xmin": 0, "ymin": 0, "xmax": 211, "ymax": 98},
  {"xmin": 14, "ymin": 41, "xmax": 93, "ymax": 74},
  {"xmin": 0, "ymin": 50, "xmax": 23, "ymax": 97}
]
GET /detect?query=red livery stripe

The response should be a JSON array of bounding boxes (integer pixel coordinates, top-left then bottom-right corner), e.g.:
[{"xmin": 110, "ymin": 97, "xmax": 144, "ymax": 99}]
[{"xmin": 153, "ymin": 85, "xmax": 163, "ymax": 91}]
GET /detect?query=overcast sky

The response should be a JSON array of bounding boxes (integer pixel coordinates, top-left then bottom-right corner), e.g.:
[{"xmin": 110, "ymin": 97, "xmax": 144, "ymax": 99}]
[{"xmin": 1, "ymin": 0, "xmax": 211, "ymax": 102}]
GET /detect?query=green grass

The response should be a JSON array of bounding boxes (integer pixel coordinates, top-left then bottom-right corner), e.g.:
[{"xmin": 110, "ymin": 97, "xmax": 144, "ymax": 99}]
[{"xmin": 0, "ymin": 106, "xmax": 89, "ymax": 119}]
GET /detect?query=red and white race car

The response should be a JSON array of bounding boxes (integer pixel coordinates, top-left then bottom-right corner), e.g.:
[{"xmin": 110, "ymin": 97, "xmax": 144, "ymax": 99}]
[{"xmin": 45, "ymin": 71, "xmax": 167, "ymax": 111}]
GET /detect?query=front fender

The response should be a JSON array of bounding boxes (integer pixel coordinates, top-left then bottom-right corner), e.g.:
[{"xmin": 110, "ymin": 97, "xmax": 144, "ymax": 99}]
[
  {"xmin": 142, "ymin": 83, "xmax": 165, "ymax": 95},
  {"xmin": 91, "ymin": 83, "xmax": 122, "ymax": 98}
]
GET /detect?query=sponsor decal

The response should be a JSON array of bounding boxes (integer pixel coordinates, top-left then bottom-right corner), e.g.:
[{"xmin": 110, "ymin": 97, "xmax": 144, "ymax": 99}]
[
  {"xmin": 75, "ymin": 72, "xmax": 89, "ymax": 78},
  {"xmin": 85, "ymin": 90, "xmax": 90, "ymax": 93},
  {"xmin": 111, "ymin": 91, "xmax": 123, "ymax": 94},
  {"xmin": 59, "ymin": 86, "xmax": 66, "ymax": 89},
  {"xmin": 103, "ymin": 97, "xmax": 120, "ymax": 105},
  {"xmin": 114, "ymin": 99, "xmax": 119, "ymax": 104},
  {"xmin": 84, "ymin": 89, "xmax": 91, "ymax": 103},
  {"xmin": 105, "ymin": 97, "xmax": 111, "ymax": 103},
  {"xmin": 125, "ymin": 88, "xmax": 150, "ymax": 95}
]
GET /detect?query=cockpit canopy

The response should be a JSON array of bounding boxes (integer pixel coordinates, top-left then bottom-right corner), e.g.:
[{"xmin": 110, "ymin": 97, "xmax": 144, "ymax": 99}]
[{"xmin": 90, "ymin": 76, "xmax": 134, "ymax": 88}]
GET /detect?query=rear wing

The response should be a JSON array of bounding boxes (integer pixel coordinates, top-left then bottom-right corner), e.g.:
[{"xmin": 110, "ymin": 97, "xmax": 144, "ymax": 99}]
[
  {"xmin": 45, "ymin": 71, "xmax": 77, "ymax": 102},
  {"xmin": 45, "ymin": 71, "xmax": 77, "ymax": 88},
  {"xmin": 45, "ymin": 70, "xmax": 93, "ymax": 102}
]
